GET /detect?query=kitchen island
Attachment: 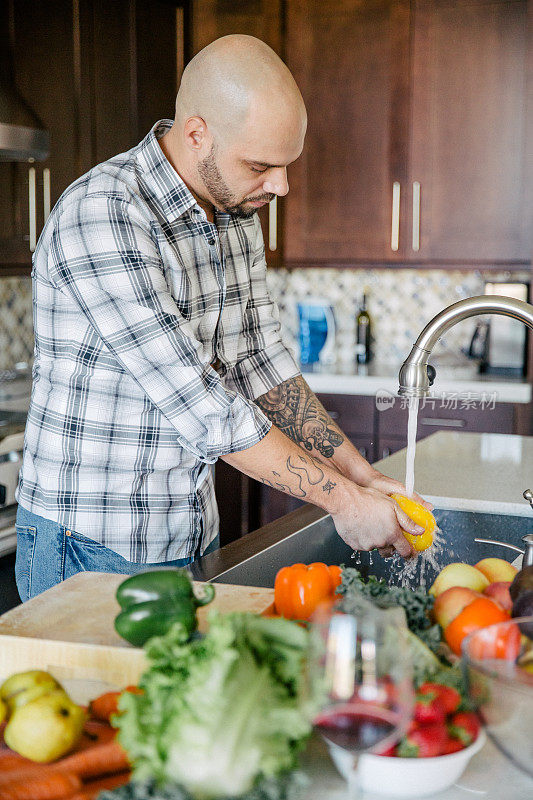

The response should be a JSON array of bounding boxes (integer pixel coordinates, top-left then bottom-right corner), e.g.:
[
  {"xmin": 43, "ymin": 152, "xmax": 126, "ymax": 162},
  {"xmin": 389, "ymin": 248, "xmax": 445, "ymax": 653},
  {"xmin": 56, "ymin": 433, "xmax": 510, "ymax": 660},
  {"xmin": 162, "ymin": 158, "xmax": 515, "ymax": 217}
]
[{"xmin": 1, "ymin": 431, "xmax": 532, "ymax": 797}]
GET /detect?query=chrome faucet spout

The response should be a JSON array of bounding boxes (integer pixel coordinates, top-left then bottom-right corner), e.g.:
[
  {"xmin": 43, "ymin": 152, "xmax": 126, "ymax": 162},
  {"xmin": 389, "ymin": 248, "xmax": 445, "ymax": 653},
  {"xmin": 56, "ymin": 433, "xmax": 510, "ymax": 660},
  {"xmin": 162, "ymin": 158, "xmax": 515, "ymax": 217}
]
[{"xmin": 398, "ymin": 295, "xmax": 533, "ymax": 397}]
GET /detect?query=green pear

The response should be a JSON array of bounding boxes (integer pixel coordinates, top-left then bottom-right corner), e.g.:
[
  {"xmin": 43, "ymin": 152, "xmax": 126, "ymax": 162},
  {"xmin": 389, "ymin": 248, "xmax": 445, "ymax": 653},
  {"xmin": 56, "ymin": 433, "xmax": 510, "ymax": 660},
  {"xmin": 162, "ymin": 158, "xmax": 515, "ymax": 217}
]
[
  {"xmin": 4, "ymin": 688, "xmax": 86, "ymax": 762},
  {"xmin": 0, "ymin": 669, "xmax": 61, "ymax": 712},
  {"xmin": 0, "ymin": 696, "xmax": 6, "ymax": 724}
]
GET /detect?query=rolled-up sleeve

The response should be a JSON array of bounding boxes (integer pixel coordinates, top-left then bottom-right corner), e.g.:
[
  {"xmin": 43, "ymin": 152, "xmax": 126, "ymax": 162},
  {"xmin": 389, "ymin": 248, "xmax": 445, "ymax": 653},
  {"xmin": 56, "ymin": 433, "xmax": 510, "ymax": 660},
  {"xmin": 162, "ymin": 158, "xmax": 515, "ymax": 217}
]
[
  {"xmin": 47, "ymin": 193, "xmax": 271, "ymax": 463},
  {"xmin": 224, "ymin": 216, "xmax": 300, "ymax": 400}
]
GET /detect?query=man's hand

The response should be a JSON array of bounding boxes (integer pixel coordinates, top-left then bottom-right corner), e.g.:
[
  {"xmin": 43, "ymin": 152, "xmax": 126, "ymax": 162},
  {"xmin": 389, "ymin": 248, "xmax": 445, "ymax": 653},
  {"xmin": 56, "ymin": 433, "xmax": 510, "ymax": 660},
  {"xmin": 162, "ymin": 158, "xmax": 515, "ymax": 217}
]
[
  {"xmin": 358, "ymin": 468, "xmax": 434, "ymax": 511},
  {"xmin": 330, "ymin": 483, "xmax": 424, "ymax": 559}
]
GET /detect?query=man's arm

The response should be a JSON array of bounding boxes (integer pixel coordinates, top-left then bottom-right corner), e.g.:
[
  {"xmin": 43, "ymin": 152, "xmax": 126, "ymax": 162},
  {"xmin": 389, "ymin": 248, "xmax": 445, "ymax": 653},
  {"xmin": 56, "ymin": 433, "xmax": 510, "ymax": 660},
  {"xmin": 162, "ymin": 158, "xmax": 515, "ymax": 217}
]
[
  {"xmin": 221, "ymin": 425, "xmax": 422, "ymax": 557},
  {"xmin": 256, "ymin": 374, "xmax": 431, "ymax": 506}
]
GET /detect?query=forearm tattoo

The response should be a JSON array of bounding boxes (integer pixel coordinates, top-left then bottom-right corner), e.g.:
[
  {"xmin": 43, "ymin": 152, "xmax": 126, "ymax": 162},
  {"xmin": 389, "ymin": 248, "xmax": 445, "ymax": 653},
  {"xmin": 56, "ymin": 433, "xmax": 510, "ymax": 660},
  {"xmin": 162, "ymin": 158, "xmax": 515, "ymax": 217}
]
[
  {"xmin": 261, "ymin": 453, "xmax": 336, "ymax": 499},
  {"xmin": 256, "ymin": 376, "xmax": 344, "ymax": 458}
]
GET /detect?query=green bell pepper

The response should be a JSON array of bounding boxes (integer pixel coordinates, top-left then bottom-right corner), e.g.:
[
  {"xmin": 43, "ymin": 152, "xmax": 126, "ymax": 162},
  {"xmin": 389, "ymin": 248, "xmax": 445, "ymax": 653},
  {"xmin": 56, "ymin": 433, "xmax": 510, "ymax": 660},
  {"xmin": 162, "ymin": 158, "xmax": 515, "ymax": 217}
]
[{"xmin": 114, "ymin": 569, "xmax": 215, "ymax": 647}]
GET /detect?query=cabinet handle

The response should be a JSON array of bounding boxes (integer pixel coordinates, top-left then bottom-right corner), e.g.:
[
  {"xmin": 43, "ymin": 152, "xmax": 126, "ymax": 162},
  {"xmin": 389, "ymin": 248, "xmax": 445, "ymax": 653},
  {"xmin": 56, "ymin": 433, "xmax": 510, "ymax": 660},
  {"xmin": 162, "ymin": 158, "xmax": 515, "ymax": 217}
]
[
  {"xmin": 325, "ymin": 410, "xmax": 340, "ymax": 420},
  {"xmin": 268, "ymin": 195, "xmax": 277, "ymax": 251},
  {"xmin": 43, "ymin": 167, "xmax": 51, "ymax": 221},
  {"xmin": 412, "ymin": 181, "xmax": 420, "ymax": 251},
  {"xmin": 382, "ymin": 447, "xmax": 391, "ymax": 458},
  {"xmin": 391, "ymin": 181, "xmax": 400, "ymax": 251},
  {"xmin": 419, "ymin": 417, "xmax": 466, "ymax": 428},
  {"xmin": 358, "ymin": 447, "xmax": 367, "ymax": 459},
  {"xmin": 28, "ymin": 166, "xmax": 37, "ymax": 252}
]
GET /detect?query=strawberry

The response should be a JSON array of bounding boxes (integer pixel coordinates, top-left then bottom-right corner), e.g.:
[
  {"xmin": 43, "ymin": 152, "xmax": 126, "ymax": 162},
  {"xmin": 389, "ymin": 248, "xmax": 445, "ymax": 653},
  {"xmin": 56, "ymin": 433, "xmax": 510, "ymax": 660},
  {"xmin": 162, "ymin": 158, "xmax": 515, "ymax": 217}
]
[
  {"xmin": 418, "ymin": 682, "xmax": 462, "ymax": 715},
  {"xmin": 414, "ymin": 692, "xmax": 446, "ymax": 725},
  {"xmin": 449, "ymin": 711, "xmax": 481, "ymax": 746},
  {"xmin": 442, "ymin": 735, "xmax": 465, "ymax": 755},
  {"xmin": 397, "ymin": 723, "xmax": 448, "ymax": 758},
  {"xmin": 377, "ymin": 743, "xmax": 397, "ymax": 757}
]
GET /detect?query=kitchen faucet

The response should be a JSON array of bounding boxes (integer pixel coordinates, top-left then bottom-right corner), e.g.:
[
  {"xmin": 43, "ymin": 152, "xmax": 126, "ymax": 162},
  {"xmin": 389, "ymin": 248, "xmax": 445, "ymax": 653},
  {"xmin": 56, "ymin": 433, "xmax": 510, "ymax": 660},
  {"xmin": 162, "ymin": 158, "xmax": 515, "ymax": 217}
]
[
  {"xmin": 398, "ymin": 295, "xmax": 533, "ymax": 398},
  {"xmin": 398, "ymin": 294, "xmax": 533, "ymax": 569}
]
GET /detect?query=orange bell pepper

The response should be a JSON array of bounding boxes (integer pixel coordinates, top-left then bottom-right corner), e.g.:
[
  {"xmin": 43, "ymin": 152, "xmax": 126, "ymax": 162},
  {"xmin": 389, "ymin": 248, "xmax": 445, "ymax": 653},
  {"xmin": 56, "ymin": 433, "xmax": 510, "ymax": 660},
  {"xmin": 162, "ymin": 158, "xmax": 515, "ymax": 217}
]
[{"xmin": 274, "ymin": 562, "xmax": 341, "ymax": 620}]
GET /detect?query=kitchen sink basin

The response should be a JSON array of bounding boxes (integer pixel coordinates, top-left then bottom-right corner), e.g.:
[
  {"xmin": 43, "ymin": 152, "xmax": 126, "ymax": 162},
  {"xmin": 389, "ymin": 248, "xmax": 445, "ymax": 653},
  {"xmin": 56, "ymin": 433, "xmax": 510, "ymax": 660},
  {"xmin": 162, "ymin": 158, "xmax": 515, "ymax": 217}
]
[{"xmin": 192, "ymin": 505, "xmax": 529, "ymax": 590}]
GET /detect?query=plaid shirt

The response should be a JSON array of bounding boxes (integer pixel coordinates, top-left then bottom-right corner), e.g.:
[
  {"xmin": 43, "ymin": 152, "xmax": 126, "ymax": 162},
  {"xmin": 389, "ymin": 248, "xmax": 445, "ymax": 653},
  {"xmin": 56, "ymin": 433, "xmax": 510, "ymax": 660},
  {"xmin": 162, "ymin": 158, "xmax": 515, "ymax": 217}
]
[{"xmin": 16, "ymin": 119, "xmax": 299, "ymax": 562}]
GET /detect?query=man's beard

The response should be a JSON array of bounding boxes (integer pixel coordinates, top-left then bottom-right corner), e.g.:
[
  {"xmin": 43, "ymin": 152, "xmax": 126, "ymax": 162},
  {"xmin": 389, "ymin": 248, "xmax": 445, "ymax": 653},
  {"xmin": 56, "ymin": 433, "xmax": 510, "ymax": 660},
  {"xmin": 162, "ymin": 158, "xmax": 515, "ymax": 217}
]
[{"xmin": 198, "ymin": 145, "xmax": 274, "ymax": 218}]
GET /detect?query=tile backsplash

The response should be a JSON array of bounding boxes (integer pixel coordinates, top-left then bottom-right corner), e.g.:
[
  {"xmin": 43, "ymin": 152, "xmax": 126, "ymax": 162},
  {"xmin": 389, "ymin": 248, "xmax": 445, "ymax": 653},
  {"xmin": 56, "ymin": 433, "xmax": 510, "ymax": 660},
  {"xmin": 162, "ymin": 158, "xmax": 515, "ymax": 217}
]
[
  {"xmin": 0, "ymin": 268, "xmax": 530, "ymax": 373},
  {"xmin": 0, "ymin": 277, "xmax": 33, "ymax": 370},
  {"xmin": 267, "ymin": 268, "xmax": 531, "ymax": 370}
]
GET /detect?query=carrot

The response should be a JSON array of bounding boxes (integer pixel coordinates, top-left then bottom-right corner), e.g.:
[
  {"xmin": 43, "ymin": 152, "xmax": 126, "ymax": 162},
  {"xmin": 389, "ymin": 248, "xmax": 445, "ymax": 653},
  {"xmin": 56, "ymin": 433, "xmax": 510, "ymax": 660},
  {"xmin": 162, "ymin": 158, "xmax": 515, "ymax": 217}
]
[
  {"xmin": 0, "ymin": 764, "xmax": 44, "ymax": 786},
  {"xmin": 88, "ymin": 686, "xmax": 140, "ymax": 723},
  {"xmin": 76, "ymin": 721, "xmax": 117, "ymax": 750},
  {"xmin": 67, "ymin": 771, "xmax": 131, "ymax": 800},
  {"xmin": 0, "ymin": 751, "xmax": 36, "ymax": 770},
  {"xmin": 0, "ymin": 771, "xmax": 81, "ymax": 800},
  {"xmin": 56, "ymin": 739, "xmax": 129, "ymax": 780},
  {"xmin": 0, "ymin": 734, "xmax": 125, "ymax": 787},
  {"xmin": 87, "ymin": 692, "xmax": 120, "ymax": 723}
]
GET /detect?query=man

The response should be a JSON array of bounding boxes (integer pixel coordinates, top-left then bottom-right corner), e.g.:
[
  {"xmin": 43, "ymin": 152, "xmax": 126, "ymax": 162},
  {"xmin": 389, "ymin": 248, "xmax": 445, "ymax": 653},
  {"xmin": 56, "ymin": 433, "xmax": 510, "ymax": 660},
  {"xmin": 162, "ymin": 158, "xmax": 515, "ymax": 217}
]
[{"xmin": 15, "ymin": 34, "xmax": 427, "ymax": 601}]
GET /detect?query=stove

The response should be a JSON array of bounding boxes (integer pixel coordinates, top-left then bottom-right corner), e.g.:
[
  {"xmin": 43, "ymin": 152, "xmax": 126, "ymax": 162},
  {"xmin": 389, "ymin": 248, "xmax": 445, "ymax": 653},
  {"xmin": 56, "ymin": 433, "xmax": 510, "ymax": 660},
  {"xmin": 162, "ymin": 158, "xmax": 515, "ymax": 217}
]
[{"xmin": 0, "ymin": 364, "xmax": 31, "ymax": 557}]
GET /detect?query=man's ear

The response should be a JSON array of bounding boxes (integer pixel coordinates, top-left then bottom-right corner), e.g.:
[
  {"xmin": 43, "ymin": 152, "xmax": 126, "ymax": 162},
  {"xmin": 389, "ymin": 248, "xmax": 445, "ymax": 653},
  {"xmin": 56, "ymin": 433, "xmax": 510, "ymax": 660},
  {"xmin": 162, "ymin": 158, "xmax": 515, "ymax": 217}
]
[{"xmin": 184, "ymin": 116, "xmax": 210, "ymax": 152}]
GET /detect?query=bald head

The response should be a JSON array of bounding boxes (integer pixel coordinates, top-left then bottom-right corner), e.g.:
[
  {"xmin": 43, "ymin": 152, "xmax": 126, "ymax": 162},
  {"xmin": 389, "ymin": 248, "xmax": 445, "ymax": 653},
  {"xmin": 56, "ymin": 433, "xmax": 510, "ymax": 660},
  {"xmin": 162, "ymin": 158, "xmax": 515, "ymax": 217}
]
[
  {"xmin": 159, "ymin": 35, "xmax": 306, "ymax": 218},
  {"xmin": 175, "ymin": 34, "xmax": 306, "ymax": 144}
]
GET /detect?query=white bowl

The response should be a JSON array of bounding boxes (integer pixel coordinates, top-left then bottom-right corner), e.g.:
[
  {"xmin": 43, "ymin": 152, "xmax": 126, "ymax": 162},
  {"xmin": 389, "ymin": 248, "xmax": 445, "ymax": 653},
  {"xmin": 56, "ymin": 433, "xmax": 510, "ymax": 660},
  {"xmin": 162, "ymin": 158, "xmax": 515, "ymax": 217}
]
[{"xmin": 328, "ymin": 729, "xmax": 486, "ymax": 797}]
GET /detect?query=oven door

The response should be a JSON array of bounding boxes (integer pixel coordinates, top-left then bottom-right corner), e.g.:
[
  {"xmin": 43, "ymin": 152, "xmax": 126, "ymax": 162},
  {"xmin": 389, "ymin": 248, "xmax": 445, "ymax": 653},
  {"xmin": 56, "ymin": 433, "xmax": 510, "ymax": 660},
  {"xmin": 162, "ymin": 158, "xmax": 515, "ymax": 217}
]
[{"xmin": 0, "ymin": 504, "xmax": 17, "ymax": 556}]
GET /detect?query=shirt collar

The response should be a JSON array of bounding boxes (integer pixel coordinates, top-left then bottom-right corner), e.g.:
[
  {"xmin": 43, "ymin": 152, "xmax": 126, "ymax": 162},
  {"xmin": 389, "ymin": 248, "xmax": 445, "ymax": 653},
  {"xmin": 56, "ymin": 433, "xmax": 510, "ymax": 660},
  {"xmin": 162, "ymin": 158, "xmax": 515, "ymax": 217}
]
[{"xmin": 135, "ymin": 119, "xmax": 199, "ymax": 224}]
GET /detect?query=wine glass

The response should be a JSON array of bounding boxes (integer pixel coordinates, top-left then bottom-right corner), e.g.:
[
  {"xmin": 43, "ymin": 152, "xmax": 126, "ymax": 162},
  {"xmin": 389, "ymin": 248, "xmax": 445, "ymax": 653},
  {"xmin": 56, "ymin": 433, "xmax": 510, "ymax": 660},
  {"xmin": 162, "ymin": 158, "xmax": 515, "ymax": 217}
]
[{"xmin": 304, "ymin": 603, "xmax": 414, "ymax": 798}]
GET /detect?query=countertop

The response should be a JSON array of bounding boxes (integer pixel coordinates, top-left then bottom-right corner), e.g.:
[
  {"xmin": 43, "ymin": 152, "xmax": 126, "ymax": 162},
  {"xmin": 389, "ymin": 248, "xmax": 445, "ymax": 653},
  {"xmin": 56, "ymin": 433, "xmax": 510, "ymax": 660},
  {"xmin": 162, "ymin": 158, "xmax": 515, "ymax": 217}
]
[
  {"xmin": 305, "ymin": 362, "xmax": 531, "ymax": 403},
  {"xmin": 375, "ymin": 430, "xmax": 533, "ymax": 517},
  {"xmin": 301, "ymin": 734, "xmax": 533, "ymax": 800}
]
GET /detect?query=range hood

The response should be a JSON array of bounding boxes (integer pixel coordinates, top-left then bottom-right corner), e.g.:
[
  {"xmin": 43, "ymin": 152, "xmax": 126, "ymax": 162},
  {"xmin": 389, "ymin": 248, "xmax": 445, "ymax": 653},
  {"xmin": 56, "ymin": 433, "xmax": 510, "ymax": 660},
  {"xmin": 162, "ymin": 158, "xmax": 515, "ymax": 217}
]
[
  {"xmin": 0, "ymin": 80, "xmax": 49, "ymax": 162},
  {"xmin": 0, "ymin": 3, "xmax": 49, "ymax": 162}
]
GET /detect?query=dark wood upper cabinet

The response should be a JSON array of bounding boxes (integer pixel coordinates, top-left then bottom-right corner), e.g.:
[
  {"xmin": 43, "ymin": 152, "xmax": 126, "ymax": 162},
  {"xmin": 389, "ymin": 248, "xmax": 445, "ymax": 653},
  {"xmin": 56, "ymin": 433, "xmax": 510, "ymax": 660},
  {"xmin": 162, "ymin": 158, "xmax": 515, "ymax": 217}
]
[
  {"xmin": 409, "ymin": 0, "xmax": 531, "ymax": 264},
  {"xmin": 285, "ymin": 0, "xmax": 412, "ymax": 265},
  {"xmin": 0, "ymin": 0, "xmax": 182, "ymax": 272},
  {"xmin": 285, "ymin": 0, "xmax": 532, "ymax": 268},
  {"xmin": 2, "ymin": 1, "xmax": 531, "ymax": 272}
]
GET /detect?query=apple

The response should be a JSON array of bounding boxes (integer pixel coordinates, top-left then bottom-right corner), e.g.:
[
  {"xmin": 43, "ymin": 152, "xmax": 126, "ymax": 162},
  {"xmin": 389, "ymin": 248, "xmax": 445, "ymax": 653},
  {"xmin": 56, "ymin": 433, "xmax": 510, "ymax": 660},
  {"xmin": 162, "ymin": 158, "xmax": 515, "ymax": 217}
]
[
  {"xmin": 483, "ymin": 581, "xmax": 513, "ymax": 612},
  {"xmin": 433, "ymin": 586, "xmax": 481, "ymax": 629},
  {"xmin": 4, "ymin": 688, "xmax": 86, "ymax": 763},
  {"xmin": 0, "ymin": 669, "xmax": 61, "ymax": 712},
  {"xmin": 429, "ymin": 563, "xmax": 489, "ymax": 597},
  {"xmin": 475, "ymin": 558, "xmax": 518, "ymax": 584}
]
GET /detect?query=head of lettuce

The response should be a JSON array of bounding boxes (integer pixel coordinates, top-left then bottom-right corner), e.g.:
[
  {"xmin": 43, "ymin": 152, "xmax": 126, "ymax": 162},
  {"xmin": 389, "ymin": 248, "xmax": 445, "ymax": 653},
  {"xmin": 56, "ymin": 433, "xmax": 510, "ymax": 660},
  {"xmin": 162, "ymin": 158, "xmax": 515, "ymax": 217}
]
[{"xmin": 115, "ymin": 612, "xmax": 313, "ymax": 799}]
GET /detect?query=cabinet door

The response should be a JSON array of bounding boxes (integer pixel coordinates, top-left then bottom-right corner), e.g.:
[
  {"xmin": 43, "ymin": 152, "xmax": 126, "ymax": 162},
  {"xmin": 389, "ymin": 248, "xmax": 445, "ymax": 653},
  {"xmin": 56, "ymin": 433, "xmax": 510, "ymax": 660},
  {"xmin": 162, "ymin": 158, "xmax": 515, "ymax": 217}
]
[
  {"xmin": 284, "ymin": 0, "xmax": 411, "ymax": 264},
  {"xmin": 409, "ymin": 0, "xmax": 531, "ymax": 263},
  {"xmin": 190, "ymin": 0, "xmax": 284, "ymax": 267},
  {"xmin": 0, "ymin": 0, "xmax": 78, "ymax": 270},
  {"xmin": 378, "ymin": 398, "xmax": 516, "ymax": 438}
]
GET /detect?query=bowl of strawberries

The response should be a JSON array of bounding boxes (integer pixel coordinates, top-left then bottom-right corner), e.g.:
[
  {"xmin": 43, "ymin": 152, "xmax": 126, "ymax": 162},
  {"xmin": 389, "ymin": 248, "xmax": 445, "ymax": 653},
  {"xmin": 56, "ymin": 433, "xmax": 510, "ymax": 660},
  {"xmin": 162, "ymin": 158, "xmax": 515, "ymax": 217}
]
[{"xmin": 327, "ymin": 679, "xmax": 486, "ymax": 797}]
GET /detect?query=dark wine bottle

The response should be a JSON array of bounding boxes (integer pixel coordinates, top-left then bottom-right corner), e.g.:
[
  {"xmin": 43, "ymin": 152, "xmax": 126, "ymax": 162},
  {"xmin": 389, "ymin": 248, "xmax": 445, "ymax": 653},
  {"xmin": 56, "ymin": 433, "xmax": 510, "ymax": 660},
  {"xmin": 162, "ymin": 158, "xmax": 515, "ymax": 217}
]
[{"xmin": 356, "ymin": 293, "xmax": 372, "ymax": 364}]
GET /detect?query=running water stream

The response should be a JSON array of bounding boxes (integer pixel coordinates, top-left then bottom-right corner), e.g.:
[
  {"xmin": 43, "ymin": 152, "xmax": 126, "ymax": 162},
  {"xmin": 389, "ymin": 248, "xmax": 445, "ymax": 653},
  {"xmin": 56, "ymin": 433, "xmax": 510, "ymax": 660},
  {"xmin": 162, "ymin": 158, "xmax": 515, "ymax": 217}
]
[{"xmin": 404, "ymin": 397, "xmax": 419, "ymax": 497}]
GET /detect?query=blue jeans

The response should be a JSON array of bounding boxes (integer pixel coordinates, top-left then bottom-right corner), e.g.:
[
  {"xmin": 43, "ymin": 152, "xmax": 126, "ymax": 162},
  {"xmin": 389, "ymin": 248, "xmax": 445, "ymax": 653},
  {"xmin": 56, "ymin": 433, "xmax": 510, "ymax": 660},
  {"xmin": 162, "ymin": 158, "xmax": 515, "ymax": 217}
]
[{"xmin": 15, "ymin": 505, "xmax": 219, "ymax": 602}]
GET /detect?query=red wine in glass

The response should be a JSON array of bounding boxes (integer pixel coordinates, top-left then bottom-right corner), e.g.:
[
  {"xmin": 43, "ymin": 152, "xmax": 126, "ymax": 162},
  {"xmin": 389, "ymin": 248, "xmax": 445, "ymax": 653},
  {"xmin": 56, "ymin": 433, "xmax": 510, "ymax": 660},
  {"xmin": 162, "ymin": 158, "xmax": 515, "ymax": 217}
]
[{"xmin": 315, "ymin": 703, "xmax": 399, "ymax": 753}]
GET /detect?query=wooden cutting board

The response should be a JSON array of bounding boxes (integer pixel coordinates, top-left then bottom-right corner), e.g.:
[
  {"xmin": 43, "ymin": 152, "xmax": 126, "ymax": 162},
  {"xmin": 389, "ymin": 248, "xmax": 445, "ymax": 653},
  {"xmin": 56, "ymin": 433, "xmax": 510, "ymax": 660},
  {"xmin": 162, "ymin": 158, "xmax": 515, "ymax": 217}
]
[{"xmin": 0, "ymin": 572, "xmax": 274, "ymax": 687}]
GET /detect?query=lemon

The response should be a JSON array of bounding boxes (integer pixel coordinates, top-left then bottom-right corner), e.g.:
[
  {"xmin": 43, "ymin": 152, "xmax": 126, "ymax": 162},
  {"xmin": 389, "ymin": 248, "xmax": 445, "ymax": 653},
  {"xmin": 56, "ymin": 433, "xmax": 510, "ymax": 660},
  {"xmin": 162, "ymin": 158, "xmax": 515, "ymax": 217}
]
[{"xmin": 391, "ymin": 493, "xmax": 436, "ymax": 552}]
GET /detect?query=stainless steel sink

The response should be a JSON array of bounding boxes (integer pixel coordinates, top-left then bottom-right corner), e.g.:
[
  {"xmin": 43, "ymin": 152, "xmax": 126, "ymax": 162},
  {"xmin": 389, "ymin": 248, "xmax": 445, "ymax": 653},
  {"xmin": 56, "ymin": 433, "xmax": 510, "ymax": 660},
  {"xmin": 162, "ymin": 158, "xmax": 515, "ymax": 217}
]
[{"xmin": 192, "ymin": 505, "xmax": 529, "ymax": 589}]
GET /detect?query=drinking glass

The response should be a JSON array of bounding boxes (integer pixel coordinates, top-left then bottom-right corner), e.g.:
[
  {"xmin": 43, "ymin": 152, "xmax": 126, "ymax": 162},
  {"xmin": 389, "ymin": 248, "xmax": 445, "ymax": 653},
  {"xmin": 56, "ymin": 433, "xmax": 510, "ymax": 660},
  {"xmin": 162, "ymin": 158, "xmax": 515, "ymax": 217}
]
[{"xmin": 304, "ymin": 604, "xmax": 414, "ymax": 798}]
